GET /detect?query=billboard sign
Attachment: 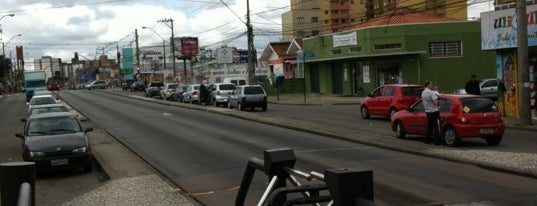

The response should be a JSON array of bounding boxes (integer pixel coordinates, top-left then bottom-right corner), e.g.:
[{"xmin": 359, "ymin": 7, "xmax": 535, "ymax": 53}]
[
  {"xmin": 481, "ymin": 4, "xmax": 537, "ymax": 50},
  {"xmin": 217, "ymin": 47, "xmax": 233, "ymax": 63},
  {"xmin": 180, "ymin": 37, "xmax": 199, "ymax": 56}
]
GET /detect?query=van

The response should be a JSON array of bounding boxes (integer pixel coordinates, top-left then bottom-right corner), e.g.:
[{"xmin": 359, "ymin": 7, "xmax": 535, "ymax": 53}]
[{"xmin": 223, "ymin": 77, "xmax": 247, "ymax": 86}]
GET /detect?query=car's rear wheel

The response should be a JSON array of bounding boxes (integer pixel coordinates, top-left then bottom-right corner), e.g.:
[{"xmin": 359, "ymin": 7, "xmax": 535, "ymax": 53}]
[
  {"xmin": 189, "ymin": 97, "xmax": 193, "ymax": 104},
  {"xmin": 444, "ymin": 127, "xmax": 460, "ymax": 147},
  {"xmin": 172, "ymin": 95, "xmax": 178, "ymax": 101},
  {"xmin": 361, "ymin": 106, "xmax": 370, "ymax": 119},
  {"xmin": 395, "ymin": 121, "xmax": 406, "ymax": 139},
  {"xmin": 485, "ymin": 136, "xmax": 502, "ymax": 145}
]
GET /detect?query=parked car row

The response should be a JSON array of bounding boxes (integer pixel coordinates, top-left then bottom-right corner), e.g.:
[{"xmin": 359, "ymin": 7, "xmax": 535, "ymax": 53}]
[
  {"xmin": 19, "ymin": 91, "xmax": 94, "ymax": 172},
  {"xmin": 360, "ymin": 84, "xmax": 505, "ymax": 147},
  {"xmin": 142, "ymin": 82, "xmax": 268, "ymax": 112}
]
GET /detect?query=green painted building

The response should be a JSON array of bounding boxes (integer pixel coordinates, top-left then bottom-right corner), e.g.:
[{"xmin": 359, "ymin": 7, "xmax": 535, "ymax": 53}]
[{"xmin": 302, "ymin": 20, "xmax": 496, "ymax": 96}]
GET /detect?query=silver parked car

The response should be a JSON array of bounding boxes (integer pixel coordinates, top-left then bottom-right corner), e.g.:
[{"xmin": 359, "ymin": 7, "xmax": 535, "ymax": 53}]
[
  {"xmin": 171, "ymin": 85, "xmax": 189, "ymax": 102},
  {"xmin": 208, "ymin": 83, "xmax": 236, "ymax": 107},
  {"xmin": 228, "ymin": 85, "xmax": 267, "ymax": 111},
  {"xmin": 183, "ymin": 84, "xmax": 200, "ymax": 104},
  {"xmin": 454, "ymin": 78, "xmax": 499, "ymax": 100}
]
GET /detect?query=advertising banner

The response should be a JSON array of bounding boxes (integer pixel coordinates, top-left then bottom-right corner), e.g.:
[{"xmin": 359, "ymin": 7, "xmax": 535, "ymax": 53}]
[
  {"xmin": 481, "ymin": 4, "xmax": 537, "ymax": 50},
  {"xmin": 333, "ymin": 32, "xmax": 357, "ymax": 48}
]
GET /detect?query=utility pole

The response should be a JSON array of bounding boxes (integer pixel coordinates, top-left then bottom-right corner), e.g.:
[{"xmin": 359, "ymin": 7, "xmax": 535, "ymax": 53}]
[
  {"xmin": 158, "ymin": 18, "xmax": 177, "ymax": 81},
  {"xmin": 135, "ymin": 29, "xmax": 141, "ymax": 80},
  {"xmin": 246, "ymin": 0, "xmax": 255, "ymax": 84},
  {"xmin": 516, "ymin": 0, "xmax": 532, "ymax": 125}
]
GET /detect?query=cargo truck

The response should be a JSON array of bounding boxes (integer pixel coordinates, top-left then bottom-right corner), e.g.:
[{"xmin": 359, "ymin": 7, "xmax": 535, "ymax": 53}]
[{"xmin": 24, "ymin": 71, "xmax": 47, "ymax": 101}]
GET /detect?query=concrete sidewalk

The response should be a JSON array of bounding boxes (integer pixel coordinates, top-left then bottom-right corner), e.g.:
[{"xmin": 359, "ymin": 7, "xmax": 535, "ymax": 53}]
[{"xmin": 269, "ymin": 93, "xmax": 537, "ymax": 132}]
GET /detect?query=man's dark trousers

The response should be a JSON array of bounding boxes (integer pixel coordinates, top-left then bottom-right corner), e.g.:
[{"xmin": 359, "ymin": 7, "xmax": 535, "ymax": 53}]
[{"xmin": 425, "ymin": 111, "xmax": 440, "ymax": 145}]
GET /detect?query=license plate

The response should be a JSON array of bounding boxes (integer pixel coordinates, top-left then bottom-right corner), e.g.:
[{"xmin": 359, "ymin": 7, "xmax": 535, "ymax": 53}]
[
  {"xmin": 480, "ymin": 128, "xmax": 493, "ymax": 134},
  {"xmin": 51, "ymin": 159, "xmax": 68, "ymax": 166}
]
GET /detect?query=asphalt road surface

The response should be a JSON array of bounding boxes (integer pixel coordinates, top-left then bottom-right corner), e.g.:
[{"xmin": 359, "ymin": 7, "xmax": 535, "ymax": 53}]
[{"xmin": 58, "ymin": 90, "xmax": 537, "ymax": 206}]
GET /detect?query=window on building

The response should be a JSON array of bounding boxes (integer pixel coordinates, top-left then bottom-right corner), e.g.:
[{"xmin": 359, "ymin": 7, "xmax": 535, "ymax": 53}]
[
  {"xmin": 297, "ymin": 17, "xmax": 305, "ymax": 24},
  {"xmin": 312, "ymin": 30, "xmax": 319, "ymax": 36},
  {"xmin": 374, "ymin": 43, "xmax": 401, "ymax": 50},
  {"xmin": 311, "ymin": 17, "xmax": 319, "ymax": 23},
  {"xmin": 298, "ymin": 30, "xmax": 306, "ymax": 37},
  {"xmin": 350, "ymin": 47, "xmax": 361, "ymax": 52},
  {"xmin": 429, "ymin": 41, "xmax": 462, "ymax": 57},
  {"xmin": 331, "ymin": 49, "xmax": 342, "ymax": 54},
  {"xmin": 325, "ymin": 10, "xmax": 329, "ymax": 14}
]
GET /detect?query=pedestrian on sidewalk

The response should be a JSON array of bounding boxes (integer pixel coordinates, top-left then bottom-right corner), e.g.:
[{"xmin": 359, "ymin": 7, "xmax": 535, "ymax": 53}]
[
  {"xmin": 465, "ymin": 74, "xmax": 480, "ymax": 95},
  {"xmin": 422, "ymin": 80, "xmax": 441, "ymax": 145}
]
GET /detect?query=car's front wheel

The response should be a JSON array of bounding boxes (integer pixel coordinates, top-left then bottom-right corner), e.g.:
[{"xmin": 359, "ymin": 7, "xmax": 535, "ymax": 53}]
[
  {"xmin": 389, "ymin": 108, "xmax": 397, "ymax": 120},
  {"xmin": 395, "ymin": 121, "xmax": 406, "ymax": 139},
  {"xmin": 485, "ymin": 136, "xmax": 502, "ymax": 145},
  {"xmin": 361, "ymin": 106, "xmax": 370, "ymax": 119},
  {"xmin": 444, "ymin": 127, "xmax": 460, "ymax": 147}
]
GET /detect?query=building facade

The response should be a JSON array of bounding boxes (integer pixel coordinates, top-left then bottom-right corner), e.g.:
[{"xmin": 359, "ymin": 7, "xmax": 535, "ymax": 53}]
[
  {"xmin": 481, "ymin": 2, "xmax": 537, "ymax": 118},
  {"xmin": 302, "ymin": 17, "xmax": 495, "ymax": 96}
]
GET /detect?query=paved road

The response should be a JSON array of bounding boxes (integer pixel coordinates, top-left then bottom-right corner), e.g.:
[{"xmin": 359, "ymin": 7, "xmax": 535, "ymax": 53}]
[{"xmin": 59, "ymin": 89, "xmax": 537, "ymax": 205}]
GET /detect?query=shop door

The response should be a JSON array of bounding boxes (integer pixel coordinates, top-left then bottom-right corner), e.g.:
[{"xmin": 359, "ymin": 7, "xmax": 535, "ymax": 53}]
[
  {"xmin": 310, "ymin": 64, "xmax": 320, "ymax": 93},
  {"xmin": 376, "ymin": 59, "xmax": 402, "ymax": 86},
  {"xmin": 332, "ymin": 64, "xmax": 343, "ymax": 94}
]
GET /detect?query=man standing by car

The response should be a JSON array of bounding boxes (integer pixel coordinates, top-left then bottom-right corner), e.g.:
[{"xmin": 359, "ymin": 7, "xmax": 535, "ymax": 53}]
[
  {"xmin": 422, "ymin": 80, "xmax": 440, "ymax": 146},
  {"xmin": 465, "ymin": 74, "xmax": 481, "ymax": 95}
]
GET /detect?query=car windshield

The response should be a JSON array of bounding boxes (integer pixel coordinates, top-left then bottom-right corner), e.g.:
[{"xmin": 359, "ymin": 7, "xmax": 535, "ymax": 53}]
[
  {"xmin": 401, "ymin": 86, "xmax": 424, "ymax": 96},
  {"xmin": 244, "ymin": 86, "xmax": 265, "ymax": 95},
  {"xmin": 460, "ymin": 97, "xmax": 498, "ymax": 113},
  {"xmin": 220, "ymin": 84, "xmax": 236, "ymax": 90},
  {"xmin": 150, "ymin": 82, "xmax": 163, "ymax": 87},
  {"xmin": 28, "ymin": 116, "xmax": 82, "ymax": 135},
  {"xmin": 31, "ymin": 97, "xmax": 56, "ymax": 105},
  {"xmin": 30, "ymin": 107, "xmax": 69, "ymax": 115}
]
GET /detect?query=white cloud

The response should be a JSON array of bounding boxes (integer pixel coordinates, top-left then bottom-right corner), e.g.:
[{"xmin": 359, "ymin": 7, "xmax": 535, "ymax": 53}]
[{"xmin": 0, "ymin": 0, "xmax": 287, "ymax": 69}]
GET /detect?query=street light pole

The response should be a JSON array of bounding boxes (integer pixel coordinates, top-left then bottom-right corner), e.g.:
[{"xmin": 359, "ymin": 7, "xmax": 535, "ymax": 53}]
[
  {"xmin": 2, "ymin": 34, "xmax": 21, "ymax": 86},
  {"xmin": 142, "ymin": 27, "xmax": 166, "ymax": 74}
]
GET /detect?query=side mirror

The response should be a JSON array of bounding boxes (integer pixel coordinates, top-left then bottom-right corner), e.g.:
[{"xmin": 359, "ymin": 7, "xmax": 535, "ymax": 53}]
[
  {"xmin": 367, "ymin": 93, "xmax": 372, "ymax": 97},
  {"xmin": 20, "ymin": 118, "xmax": 27, "ymax": 122},
  {"xmin": 15, "ymin": 133, "xmax": 24, "ymax": 138},
  {"xmin": 405, "ymin": 107, "xmax": 412, "ymax": 112},
  {"xmin": 85, "ymin": 128, "xmax": 94, "ymax": 133}
]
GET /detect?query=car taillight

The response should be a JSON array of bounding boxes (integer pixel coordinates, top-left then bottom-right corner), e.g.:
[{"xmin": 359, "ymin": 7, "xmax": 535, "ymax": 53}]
[
  {"xmin": 193, "ymin": 91, "xmax": 197, "ymax": 95},
  {"xmin": 217, "ymin": 91, "xmax": 220, "ymax": 95}
]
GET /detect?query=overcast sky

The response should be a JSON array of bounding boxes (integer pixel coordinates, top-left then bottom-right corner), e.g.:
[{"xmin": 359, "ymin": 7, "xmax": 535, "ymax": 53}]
[{"xmin": 1, "ymin": 0, "xmax": 493, "ymax": 70}]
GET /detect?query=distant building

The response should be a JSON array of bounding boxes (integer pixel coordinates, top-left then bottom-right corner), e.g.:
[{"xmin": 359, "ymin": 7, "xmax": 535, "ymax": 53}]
[{"xmin": 281, "ymin": 0, "xmax": 468, "ymax": 41}]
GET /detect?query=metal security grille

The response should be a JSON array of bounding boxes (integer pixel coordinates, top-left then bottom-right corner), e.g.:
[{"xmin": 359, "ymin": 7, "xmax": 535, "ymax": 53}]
[{"xmin": 429, "ymin": 41, "xmax": 462, "ymax": 57}]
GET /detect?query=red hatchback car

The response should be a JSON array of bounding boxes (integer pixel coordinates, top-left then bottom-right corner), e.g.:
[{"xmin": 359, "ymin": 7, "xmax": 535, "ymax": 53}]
[
  {"xmin": 360, "ymin": 84, "xmax": 424, "ymax": 119},
  {"xmin": 390, "ymin": 94, "xmax": 505, "ymax": 147}
]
